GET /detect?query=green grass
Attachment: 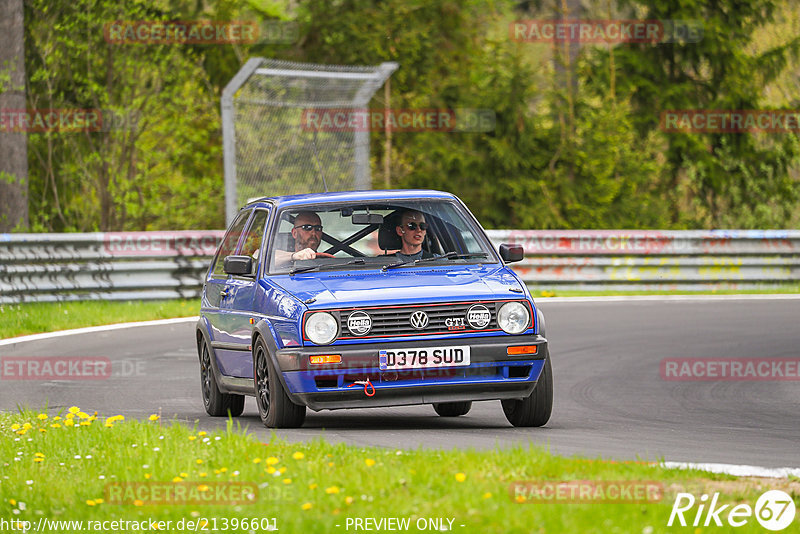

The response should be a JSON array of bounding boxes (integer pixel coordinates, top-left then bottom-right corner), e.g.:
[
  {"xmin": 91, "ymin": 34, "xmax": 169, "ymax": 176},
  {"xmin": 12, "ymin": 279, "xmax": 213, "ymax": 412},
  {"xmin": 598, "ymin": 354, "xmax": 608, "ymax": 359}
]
[
  {"xmin": 0, "ymin": 300, "xmax": 199, "ymax": 339},
  {"xmin": 1, "ymin": 410, "xmax": 796, "ymax": 533}
]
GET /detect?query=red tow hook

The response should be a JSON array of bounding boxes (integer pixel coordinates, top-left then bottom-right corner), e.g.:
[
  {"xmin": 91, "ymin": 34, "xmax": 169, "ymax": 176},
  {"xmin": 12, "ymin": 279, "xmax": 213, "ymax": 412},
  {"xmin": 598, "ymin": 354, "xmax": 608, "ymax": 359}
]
[{"xmin": 347, "ymin": 378, "xmax": 375, "ymax": 397}]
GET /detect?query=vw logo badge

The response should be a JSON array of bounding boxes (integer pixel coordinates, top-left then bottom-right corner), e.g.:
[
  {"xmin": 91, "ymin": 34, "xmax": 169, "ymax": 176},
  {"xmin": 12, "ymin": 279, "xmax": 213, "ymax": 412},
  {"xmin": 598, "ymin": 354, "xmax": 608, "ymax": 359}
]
[
  {"xmin": 409, "ymin": 310, "xmax": 429, "ymax": 330},
  {"xmin": 467, "ymin": 304, "xmax": 491, "ymax": 329},
  {"xmin": 347, "ymin": 311, "xmax": 372, "ymax": 336}
]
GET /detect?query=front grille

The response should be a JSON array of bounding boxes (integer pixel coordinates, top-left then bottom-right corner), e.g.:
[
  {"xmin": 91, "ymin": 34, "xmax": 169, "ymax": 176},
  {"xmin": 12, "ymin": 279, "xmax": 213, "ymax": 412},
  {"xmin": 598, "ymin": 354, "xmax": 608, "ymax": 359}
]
[{"xmin": 330, "ymin": 300, "xmax": 515, "ymax": 339}]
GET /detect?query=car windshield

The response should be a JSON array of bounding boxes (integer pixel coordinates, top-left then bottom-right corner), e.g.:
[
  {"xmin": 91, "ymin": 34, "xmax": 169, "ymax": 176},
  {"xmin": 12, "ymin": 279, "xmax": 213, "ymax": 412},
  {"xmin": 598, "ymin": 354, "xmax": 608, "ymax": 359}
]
[{"xmin": 267, "ymin": 199, "xmax": 497, "ymax": 274}]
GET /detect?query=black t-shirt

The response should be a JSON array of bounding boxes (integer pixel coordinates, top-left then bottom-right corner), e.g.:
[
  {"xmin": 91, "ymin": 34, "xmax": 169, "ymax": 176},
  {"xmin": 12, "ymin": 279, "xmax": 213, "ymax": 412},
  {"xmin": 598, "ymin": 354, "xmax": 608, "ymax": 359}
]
[{"xmin": 395, "ymin": 250, "xmax": 433, "ymax": 261}]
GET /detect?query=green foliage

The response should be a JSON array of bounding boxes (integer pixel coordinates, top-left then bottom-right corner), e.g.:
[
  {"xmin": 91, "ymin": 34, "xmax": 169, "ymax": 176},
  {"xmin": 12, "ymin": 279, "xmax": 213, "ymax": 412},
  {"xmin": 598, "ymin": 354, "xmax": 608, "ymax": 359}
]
[{"xmin": 18, "ymin": 0, "xmax": 800, "ymax": 231}]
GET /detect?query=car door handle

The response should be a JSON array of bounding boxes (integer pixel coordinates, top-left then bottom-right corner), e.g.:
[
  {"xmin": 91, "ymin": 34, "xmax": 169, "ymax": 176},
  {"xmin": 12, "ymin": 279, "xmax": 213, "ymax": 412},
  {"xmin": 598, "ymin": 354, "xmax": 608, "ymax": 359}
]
[{"xmin": 220, "ymin": 288, "xmax": 231, "ymax": 297}]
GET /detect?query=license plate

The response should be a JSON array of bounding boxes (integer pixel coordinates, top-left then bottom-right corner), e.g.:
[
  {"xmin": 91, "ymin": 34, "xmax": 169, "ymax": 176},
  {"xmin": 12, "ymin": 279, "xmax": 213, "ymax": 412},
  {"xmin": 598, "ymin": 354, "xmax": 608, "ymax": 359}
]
[{"xmin": 378, "ymin": 346, "xmax": 470, "ymax": 370}]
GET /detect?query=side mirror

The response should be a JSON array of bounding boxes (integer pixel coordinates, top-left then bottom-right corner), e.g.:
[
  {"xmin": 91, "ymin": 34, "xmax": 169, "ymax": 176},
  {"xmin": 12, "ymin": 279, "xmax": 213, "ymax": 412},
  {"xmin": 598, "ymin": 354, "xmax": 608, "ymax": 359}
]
[
  {"xmin": 499, "ymin": 243, "xmax": 524, "ymax": 263},
  {"xmin": 223, "ymin": 255, "xmax": 254, "ymax": 276}
]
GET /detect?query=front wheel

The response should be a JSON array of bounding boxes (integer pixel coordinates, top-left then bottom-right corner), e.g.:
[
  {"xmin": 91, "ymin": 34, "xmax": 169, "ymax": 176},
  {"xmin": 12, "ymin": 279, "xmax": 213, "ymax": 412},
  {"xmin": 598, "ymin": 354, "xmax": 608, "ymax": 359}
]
[
  {"xmin": 433, "ymin": 401, "xmax": 472, "ymax": 417},
  {"xmin": 253, "ymin": 337, "xmax": 306, "ymax": 428},
  {"xmin": 501, "ymin": 355, "xmax": 553, "ymax": 427},
  {"xmin": 200, "ymin": 340, "xmax": 244, "ymax": 417}
]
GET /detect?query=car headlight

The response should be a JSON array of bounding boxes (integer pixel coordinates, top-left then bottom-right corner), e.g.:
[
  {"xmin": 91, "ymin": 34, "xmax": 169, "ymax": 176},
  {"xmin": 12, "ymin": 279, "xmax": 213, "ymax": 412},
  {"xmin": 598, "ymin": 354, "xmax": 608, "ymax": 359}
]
[
  {"xmin": 497, "ymin": 302, "xmax": 530, "ymax": 334},
  {"xmin": 304, "ymin": 312, "xmax": 338, "ymax": 345}
]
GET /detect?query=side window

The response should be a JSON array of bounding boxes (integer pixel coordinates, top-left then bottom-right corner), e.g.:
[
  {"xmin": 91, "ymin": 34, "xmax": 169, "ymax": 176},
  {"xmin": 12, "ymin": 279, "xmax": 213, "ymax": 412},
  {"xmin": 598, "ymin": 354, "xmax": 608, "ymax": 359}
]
[
  {"xmin": 210, "ymin": 210, "xmax": 251, "ymax": 276},
  {"xmin": 240, "ymin": 209, "xmax": 270, "ymax": 266}
]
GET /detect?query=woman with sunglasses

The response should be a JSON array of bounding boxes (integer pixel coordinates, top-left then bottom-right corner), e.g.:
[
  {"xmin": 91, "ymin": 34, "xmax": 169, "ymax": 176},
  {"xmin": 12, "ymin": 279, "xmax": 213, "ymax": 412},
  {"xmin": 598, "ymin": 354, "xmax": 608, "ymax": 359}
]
[{"xmin": 394, "ymin": 210, "xmax": 434, "ymax": 261}]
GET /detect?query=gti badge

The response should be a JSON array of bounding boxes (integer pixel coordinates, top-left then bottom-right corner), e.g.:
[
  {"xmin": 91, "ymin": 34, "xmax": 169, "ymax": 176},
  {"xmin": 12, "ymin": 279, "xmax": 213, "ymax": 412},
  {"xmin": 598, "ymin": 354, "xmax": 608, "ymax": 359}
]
[
  {"xmin": 467, "ymin": 304, "xmax": 491, "ymax": 329},
  {"xmin": 409, "ymin": 310, "xmax": 429, "ymax": 330},
  {"xmin": 347, "ymin": 311, "xmax": 372, "ymax": 336}
]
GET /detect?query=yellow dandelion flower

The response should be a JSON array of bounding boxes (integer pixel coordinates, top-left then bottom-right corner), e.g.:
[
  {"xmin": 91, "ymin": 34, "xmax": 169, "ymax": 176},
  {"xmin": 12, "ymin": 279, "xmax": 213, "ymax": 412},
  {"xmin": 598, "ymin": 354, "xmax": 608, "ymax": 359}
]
[
  {"xmin": 148, "ymin": 414, "xmax": 160, "ymax": 422},
  {"xmin": 292, "ymin": 452, "xmax": 305, "ymax": 460},
  {"xmin": 95, "ymin": 498, "xmax": 104, "ymax": 504},
  {"xmin": 309, "ymin": 483, "xmax": 318, "ymax": 490},
  {"xmin": 325, "ymin": 486, "xmax": 340, "ymax": 494},
  {"xmin": 483, "ymin": 492, "xmax": 492, "ymax": 499},
  {"xmin": 65, "ymin": 413, "xmax": 75, "ymax": 420},
  {"xmin": 252, "ymin": 458, "xmax": 261, "ymax": 464},
  {"xmin": 266, "ymin": 457, "xmax": 279, "ymax": 465},
  {"xmin": 37, "ymin": 414, "xmax": 48, "ymax": 420},
  {"xmin": 68, "ymin": 406, "xmax": 80, "ymax": 414},
  {"xmin": 34, "ymin": 452, "xmax": 44, "ymax": 457},
  {"xmin": 77, "ymin": 412, "xmax": 89, "ymax": 420},
  {"xmin": 50, "ymin": 423, "xmax": 61, "ymax": 429},
  {"xmin": 266, "ymin": 466, "xmax": 276, "ymax": 474},
  {"xmin": 144, "ymin": 474, "xmax": 151, "ymax": 479},
  {"xmin": 198, "ymin": 431, "xmax": 207, "ymax": 437},
  {"xmin": 197, "ymin": 485, "xmax": 209, "ymax": 492},
  {"xmin": 133, "ymin": 499, "xmax": 144, "ymax": 507},
  {"xmin": 86, "ymin": 500, "xmax": 96, "ymax": 506},
  {"xmin": 188, "ymin": 436, "xmax": 196, "ymax": 441},
  {"xmin": 455, "ymin": 473, "xmax": 466, "ymax": 482},
  {"xmin": 219, "ymin": 467, "xmax": 227, "ymax": 473},
  {"xmin": 88, "ymin": 416, "xmax": 97, "ymax": 422},
  {"xmin": 180, "ymin": 472, "xmax": 188, "ymax": 478},
  {"xmin": 79, "ymin": 421, "xmax": 91, "ymax": 426},
  {"xmin": 327, "ymin": 462, "xmax": 334, "ymax": 467},
  {"xmin": 33, "ymin": 458, "xmax": 44, "ymax": 463},
  {"xmin": 282, "ymin": 478, "xmax": 292, "ymax": 485},
  {"xmin": 279, "ymin": 467, "xmax": 287, "ymax": 474},
  {"xmin": 231, "ymin": 472, "xmax": 239, "ymax": 477},
  {"xmin": 172, "ymin": 477, "xmax": 183, "ymax": 483},
  {"xmin": 9, "ymin": 499, "xmax": 16, "ymax": 506},
  {"xmin": 104, "ymin": 423, "xmax": 113, "ymax": 428},
  {"xmin": 16, "ymin": 429, "xmax": 27, "ymax": 435},
  {"xmin": 345, "ymin": 496, "xmax": 354, "ymax": 505},
  {"xmin": 515, "ymin": 495, "xmax": 526, "ymax": 503},
  {"xmin": 365, "ymin": 458, "xmax": 376, "ymax": 467},
  {"xmin": 301, "ymin": 502, "xmax": 312, "ymax": 511},
  {"xmin": 53, "ymin": 416, "xmax": 61, "ymax": 421},
  {"xmin": 10, "ymin": 424, "xmax": 20, "ymax": 430},
  {"xmin": 196, "ymin": 459, "xmax": 203, "ymax": 465},
  {"xmin": 22, "ymin": 423, "xmax": 32, "ymax": 430},
  {"xmin": 198, "ymin": 472, "xmax": 207, "ymax": 478},
  {"xmin": 38, "ymin": 428, "xmax": 46, "ymax": 433}
]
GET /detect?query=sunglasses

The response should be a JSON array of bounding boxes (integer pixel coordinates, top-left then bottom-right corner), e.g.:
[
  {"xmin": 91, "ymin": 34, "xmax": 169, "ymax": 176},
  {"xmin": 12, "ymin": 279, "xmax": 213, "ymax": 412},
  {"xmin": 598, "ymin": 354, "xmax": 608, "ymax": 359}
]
[
  {"xmin": 405, "ymin": 222, "xmax": 428, "ymax": 231},
  {"xmin": 294, "ymin": 224, "xmax": 323, "ymax": 232}
]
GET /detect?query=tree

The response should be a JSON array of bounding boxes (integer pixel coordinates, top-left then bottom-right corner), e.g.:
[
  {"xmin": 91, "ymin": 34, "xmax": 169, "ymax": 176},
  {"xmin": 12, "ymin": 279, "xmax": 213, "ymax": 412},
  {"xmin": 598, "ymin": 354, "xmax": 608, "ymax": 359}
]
[{"xmin": 0, "ymin": 0, "xmax": 29, "ymax": 231}]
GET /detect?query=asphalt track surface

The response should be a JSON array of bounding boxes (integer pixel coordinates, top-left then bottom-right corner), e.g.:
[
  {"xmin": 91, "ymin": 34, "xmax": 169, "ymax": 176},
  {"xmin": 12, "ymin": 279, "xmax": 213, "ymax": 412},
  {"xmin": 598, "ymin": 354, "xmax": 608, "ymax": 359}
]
[{"xmin": 1, "ymin": 298, "xmax": 799, "ymax": 467}]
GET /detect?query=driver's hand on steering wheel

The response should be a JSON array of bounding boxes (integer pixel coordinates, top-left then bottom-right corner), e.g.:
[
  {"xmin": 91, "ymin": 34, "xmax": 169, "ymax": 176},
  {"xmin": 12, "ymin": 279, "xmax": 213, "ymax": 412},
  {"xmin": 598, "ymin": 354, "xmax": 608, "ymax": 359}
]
[{"xmin": 291, "ymin": 248, "xmax": 335, "ymax": 261}]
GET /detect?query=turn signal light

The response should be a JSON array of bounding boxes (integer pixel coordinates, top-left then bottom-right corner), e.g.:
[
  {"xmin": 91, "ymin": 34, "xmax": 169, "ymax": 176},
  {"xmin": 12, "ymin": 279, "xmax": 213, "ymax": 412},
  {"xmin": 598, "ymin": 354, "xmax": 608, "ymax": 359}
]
[
  {"xmin": 309, "ymin": 354, "xmax": 342, "ymax": 365},
  {"xmin": 507, "ymin": 345, "xmax": 537, "ymax": 355}
]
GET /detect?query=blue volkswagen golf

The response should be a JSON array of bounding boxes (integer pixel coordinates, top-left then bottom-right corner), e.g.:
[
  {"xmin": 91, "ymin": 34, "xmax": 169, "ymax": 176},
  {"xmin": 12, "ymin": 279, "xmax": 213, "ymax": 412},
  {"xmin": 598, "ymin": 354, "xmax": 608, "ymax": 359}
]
[{"xmin": 196, "ymin": 190, "xmax": 552, "ymax": 428}]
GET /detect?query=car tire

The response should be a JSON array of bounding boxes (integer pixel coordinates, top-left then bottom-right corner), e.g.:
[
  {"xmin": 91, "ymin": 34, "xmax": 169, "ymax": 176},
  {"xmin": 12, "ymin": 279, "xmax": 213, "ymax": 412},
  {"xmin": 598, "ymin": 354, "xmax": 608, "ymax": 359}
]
[
  {"xmin": 433, "ymin": 401, "xmax": 472, "ymax": 417},
  {"xmin": 501, "ymin": 354, "xmax": 553, "ymax": 427},
  {"xmin": 200, "ymin": 339, "xmax": 245, "ymax": 417},
  {"xmin": 253, "ymin": 337, "xmax": 306, "ymax": 428}
]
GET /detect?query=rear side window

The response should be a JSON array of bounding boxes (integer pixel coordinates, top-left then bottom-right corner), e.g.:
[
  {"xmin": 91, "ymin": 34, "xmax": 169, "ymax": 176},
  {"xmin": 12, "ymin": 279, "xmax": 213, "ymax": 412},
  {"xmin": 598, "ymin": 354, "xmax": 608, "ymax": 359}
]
[{"xmin": 210, "ymin": 210, "xmax": 251, "ymax": 276}]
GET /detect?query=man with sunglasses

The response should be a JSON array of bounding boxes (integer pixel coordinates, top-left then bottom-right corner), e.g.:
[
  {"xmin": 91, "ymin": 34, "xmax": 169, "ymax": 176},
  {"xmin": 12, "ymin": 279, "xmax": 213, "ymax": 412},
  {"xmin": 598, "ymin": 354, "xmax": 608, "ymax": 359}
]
[
  {"xmin": 274, "ymin": 211, "xmax": 335, "ymax": 265},
  {"xmin": 394, "ymin": 210, "xmax": 434, "ymax": 261}
]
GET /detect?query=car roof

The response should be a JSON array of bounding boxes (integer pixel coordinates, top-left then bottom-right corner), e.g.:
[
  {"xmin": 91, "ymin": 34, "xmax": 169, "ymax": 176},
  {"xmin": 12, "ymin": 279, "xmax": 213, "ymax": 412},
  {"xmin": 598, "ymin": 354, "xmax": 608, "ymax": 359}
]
[{"xmin": 242, "ymin": 189, "xmax": 457, "ymax": 210}]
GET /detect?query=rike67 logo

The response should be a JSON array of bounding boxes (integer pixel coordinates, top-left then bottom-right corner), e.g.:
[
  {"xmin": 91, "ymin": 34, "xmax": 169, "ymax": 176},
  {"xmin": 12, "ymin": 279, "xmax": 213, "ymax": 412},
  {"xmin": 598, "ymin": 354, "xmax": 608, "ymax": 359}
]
[{"xmin": 668, "ymin": 490, "xmax": 796, "ymax": 531}]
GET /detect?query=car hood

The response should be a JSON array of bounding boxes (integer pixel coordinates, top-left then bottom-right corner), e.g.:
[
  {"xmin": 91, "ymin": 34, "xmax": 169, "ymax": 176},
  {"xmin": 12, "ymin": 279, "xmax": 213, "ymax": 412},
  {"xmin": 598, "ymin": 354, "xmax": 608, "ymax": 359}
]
[{"xmin": 272, "ymin": 265, "xmax": 525, "ymax": 308}]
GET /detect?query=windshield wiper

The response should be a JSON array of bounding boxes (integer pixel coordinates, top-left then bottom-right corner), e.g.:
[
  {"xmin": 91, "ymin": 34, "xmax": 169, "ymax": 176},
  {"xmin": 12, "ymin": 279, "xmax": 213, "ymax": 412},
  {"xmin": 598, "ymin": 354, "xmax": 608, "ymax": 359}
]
[
  {"xmin": 382, "ymin": 252, "xmax": 489, "ymax": 271},
  {"xmin": 290, "ymin": 258, "xmax": 368, "ymax": 275}
]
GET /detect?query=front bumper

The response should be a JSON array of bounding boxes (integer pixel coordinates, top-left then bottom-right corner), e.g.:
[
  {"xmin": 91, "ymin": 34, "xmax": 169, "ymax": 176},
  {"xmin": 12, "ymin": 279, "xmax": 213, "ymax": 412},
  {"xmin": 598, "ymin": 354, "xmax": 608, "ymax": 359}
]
[{"xmin": 276, "ymin": 335, "xmax": 547, "ymax": 411}]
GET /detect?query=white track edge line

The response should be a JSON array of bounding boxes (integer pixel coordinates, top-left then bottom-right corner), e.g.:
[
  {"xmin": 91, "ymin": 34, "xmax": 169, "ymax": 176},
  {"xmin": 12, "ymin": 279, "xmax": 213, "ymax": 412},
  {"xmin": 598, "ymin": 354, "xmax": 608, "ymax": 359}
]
[
  {"xmin": 661, "ymin": 461, "xmax": 800, "ymax": 478},
  {"xmin": 537, "ymin": 294, "xmax": 800, "ymax": 303},
  {"xmin": 0, "ymin": 316, "xmax": 198, "ymax": 346}
]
